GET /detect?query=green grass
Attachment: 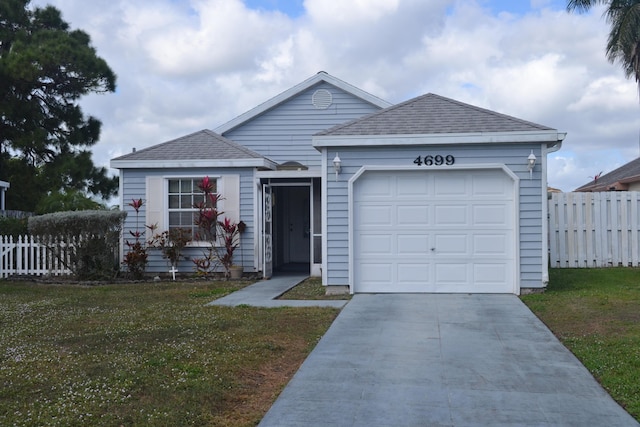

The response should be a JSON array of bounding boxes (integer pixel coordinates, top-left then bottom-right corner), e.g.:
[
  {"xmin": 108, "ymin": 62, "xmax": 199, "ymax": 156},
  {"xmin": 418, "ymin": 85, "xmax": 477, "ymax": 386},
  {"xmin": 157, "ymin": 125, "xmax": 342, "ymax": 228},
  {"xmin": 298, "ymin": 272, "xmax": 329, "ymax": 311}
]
[
  {"xmin": 522, "ymin": 268, "xmax": 640, "ymax": 420},
  {"xmin": 279, "ymin": 276, "xmax": 351, "ymax": 300},
  {"xmin": 6, "ymin": 270, "xmax": 636, "ymax": 425},
  {"xmin": 0, "ymin": 280, "xmax": 340, "ymax": 426}
]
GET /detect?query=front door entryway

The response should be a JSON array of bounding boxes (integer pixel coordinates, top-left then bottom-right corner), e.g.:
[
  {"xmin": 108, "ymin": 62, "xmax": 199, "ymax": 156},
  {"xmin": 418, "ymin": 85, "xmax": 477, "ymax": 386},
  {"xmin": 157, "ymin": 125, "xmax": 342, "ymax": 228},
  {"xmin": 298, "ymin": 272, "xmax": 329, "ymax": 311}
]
[
  {"xmin": 273, "ymin": 186, "xmax": 311, "ymax": 273},
  {"xmin": 260, "ymin": 176, "xmax": 322, "ymax": 279}
]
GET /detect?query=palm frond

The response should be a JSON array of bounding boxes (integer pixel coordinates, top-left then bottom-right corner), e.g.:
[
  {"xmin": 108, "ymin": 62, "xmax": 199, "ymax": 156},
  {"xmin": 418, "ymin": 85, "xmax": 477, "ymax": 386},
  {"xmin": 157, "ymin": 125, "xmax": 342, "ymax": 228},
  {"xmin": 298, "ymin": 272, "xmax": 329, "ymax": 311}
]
[{"xmin": 566, "ymin": 0, "xmax": 609, "ymax": 13}]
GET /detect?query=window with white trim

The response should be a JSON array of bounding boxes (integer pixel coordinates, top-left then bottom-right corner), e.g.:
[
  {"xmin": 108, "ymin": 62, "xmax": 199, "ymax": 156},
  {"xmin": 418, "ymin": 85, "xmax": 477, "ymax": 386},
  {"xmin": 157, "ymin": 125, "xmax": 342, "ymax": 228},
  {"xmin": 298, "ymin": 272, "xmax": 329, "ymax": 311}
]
[{"xmin": 167, "ymin": 177, "xmax": 217, "ymax": 240}]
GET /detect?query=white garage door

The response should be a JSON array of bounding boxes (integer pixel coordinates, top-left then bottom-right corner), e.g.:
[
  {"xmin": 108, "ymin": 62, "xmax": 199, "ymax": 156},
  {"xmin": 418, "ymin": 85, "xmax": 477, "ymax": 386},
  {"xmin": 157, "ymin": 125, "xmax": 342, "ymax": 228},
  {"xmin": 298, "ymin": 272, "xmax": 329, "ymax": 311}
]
[{"xmin": 353, "ymin": 169, "xmax": 516, "ymax": 293}]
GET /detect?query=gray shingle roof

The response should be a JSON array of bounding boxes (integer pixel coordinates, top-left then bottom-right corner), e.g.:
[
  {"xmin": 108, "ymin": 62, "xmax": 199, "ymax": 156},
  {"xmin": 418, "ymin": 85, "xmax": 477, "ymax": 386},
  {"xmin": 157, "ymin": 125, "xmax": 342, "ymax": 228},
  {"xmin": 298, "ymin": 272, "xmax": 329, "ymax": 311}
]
[
  {"xmin": 111, "ymin": 129, "xmax": 266, "ymax": 161},
  {"xmin": 316, "ymin": 93, "xmax": 555, "ymax": 136},
  {"xmin": 575, "ymin": 157, "xmax": 640, "ymax": 191}
]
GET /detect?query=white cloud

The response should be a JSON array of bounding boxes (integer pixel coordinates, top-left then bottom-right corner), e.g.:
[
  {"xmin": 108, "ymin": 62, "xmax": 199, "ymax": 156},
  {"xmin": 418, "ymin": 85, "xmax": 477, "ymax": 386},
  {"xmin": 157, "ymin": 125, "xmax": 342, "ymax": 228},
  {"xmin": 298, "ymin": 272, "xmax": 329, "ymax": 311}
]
[
  {"xmin": 25, "ymin": 0, "xmax": 640, "ymax": 195},
  {"xmin": 568, "ymin": 76, "xmax": 638, "ymax": 112},
  {"xmin": 305, "ymin": 0, "xmax": 401, "ymax": 25}
]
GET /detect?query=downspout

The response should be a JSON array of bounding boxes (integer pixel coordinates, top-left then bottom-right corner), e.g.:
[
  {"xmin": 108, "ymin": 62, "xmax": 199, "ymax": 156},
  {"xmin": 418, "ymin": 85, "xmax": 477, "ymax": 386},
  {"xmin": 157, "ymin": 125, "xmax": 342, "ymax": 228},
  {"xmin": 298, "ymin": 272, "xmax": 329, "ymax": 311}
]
[
  {"xmin": 320, "ymin": 147, "xmax": 329, "ymax": 287},
  {"xmin": 541, "ymin": 133, "xmax": 565, "ymax": 288}
]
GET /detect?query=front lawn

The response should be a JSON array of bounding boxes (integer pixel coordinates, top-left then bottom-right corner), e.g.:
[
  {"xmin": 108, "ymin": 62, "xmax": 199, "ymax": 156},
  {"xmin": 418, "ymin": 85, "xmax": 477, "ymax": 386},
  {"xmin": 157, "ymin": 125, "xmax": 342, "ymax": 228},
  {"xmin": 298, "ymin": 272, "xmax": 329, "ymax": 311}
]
[
  {"xmin": 522, "ymin": 268, "xmax": 640, "ymax": 420},
  {"xmin": 0, "ymin": 280, "xmax": 340, "ymax": 426},
  {"xmin": 278, "ymin": 276, "xmax": 351, "ymax": 300}
]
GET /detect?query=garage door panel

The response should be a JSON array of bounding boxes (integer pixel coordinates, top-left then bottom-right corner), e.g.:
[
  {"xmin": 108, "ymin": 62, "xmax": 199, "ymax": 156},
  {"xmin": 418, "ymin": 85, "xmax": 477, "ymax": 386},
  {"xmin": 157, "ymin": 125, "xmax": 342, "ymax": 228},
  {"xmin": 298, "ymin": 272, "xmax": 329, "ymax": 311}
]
[
  {"xmin": 435, "ymin": 263, "xmax": 469, "ymax": 283},
  {"xmin": 354, "ymin": 169, "xmax": 516, "ymax": 294},
  {"xmin": 472, "ymin": 174, "xmax": 510, "ymax": 196},
  {"xmin": 473, "ymin": 205, "xmax": 507, "ymax": 225},
  {"xmin": 397, "ymin": 205, "xmax": 429, "ymax": 224},
  {"xmin": 434, "ymin": 205, "xmax": 468, "ymax": 225},
  {"xmin": 434, "ymin": 234, "xmax": 468, "ymax": 255},
  {"xmin": 434, "ymin": 174, "xmax": 466, "ymax": 195},
  {"xmin": 474, "ymin": 263, "xmax": 508, "ymax": 283},
  {"xmin": 397, "ymin": 234, "xmax": 430, "ymax": 255},
  {"xmin": 359, "ymin": 234, "xmax": 393, "ymax": 254},
  {"xmin": 397, "ymin": 175, "xmax": 430, "ymax": 196},
  {"xmin": 473, "ymin": 235, "xmax": 508, "ymax": 255},
  {"xmin": 358, "ymin": 175, "xmax": 393, "ymax": 197},
  {"xmin": 358, "ymin": 205, "xmax": 393, "ymax": 226},
  {"xmin": 398, "ymin": 263, "xmax": 429, "ymax": 283},
  {"xmin": 359, "ymin": 263, "xmax": 392, "ymax": 283}
]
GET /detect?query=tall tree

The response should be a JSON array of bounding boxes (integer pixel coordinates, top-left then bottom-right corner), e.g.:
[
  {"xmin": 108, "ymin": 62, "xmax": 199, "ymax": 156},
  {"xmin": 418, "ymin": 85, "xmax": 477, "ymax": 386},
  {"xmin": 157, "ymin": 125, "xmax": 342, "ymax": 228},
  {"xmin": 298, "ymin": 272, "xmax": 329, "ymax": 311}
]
[
  {"xmin": 0, "ymin": 0, "xmax": 117, "ymax": 212},
  {"xmin": 567, "ymin": 0, "xmax": 640, "ymax": 92}
]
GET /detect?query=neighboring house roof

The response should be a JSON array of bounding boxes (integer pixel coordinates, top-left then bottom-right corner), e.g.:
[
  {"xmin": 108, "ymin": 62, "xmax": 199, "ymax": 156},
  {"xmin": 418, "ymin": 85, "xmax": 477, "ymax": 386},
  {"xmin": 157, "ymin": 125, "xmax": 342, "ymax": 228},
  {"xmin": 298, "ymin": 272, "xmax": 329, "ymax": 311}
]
[
  {"xmin": 110, "ymin": 129, "xmax": 277, "ymax": 169},
  {"xmin": 314, "ymin": 93, "xmax": 565, "ymax": 147},
  {"xmin": 575, "ymin": 157, "xmax": 640, "ymax": 192},
  {"xmin": 215, "ymin": 71, "xmax": 392, "ymax": 135}
]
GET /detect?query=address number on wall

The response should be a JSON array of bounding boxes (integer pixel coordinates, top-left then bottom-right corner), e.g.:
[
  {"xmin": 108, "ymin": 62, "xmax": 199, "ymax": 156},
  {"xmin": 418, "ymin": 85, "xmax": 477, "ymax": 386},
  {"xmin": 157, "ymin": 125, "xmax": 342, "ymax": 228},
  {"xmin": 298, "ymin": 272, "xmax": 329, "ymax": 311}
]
[{"xmin": 413, "ymin": 155, "xmax": 455, "ymax": 166}]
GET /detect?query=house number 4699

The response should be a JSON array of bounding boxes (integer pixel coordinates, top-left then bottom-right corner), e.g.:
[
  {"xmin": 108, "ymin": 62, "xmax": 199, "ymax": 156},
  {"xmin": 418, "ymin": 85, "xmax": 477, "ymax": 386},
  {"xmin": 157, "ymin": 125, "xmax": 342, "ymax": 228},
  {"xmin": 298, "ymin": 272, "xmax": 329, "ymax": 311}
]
[{"xmin": 413, "ymin": 155, "xmax": 455, "ymax": 166}]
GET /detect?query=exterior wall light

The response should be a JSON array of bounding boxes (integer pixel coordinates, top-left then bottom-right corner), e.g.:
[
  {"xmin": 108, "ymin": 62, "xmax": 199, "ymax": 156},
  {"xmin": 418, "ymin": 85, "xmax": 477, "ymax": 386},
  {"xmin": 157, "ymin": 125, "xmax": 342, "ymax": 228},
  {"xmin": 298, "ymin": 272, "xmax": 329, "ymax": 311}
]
[
  {"xmin": 333, "ymin": 154, "xmax": 341, "ymax": 181},
  {"xmin": 527, "ymin": 150, "xmax": 536, "ymax": 180}
]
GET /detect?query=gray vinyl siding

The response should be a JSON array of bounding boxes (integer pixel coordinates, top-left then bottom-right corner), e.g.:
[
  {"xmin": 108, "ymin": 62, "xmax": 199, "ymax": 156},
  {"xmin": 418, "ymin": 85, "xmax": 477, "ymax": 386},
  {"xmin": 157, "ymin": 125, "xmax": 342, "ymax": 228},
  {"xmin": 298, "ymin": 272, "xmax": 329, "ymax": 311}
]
[
  {"xmin": 222, "ymin": 82, "xmax": 381, "ymax": 167},
  {"xmin": 324, "ymin": 143, "xmax": 546, "ymax": 289},
  {"xmin": 120, "ymin": 167, "xmax": 256, "ymax": 275}
]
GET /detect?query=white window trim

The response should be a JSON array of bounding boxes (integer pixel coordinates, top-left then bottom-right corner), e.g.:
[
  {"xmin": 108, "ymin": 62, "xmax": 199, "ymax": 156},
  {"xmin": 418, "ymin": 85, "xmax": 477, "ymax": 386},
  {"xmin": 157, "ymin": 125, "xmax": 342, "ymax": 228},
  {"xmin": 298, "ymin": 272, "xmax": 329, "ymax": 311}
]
[{"xmin": 164, "ymin": 175, "xmax": 222, "ymax": 247}]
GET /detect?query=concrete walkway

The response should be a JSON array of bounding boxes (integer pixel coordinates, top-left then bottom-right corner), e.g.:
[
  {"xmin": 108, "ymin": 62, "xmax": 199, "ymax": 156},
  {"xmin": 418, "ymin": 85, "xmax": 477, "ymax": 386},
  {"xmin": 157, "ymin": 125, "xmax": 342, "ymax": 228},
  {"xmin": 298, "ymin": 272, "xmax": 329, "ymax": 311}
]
[
  {"xmin": 207, "ymin": 273, "xmax": 348, "ymax": 308},
  {"xmin": 258, "ymin": 293, "xmax": 639, "ymax": 427}
]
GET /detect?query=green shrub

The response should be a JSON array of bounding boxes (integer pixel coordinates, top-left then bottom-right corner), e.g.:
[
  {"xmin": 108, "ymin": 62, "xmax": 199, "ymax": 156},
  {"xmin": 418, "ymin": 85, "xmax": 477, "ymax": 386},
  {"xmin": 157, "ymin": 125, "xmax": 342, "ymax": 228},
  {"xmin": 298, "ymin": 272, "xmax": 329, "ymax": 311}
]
[
  {"xmin": 28, "ymin": 210, "xmax": 127, "ymax": 280},
  {"xmin": 0, "ymin": 216, "xmax": 29, "ymax": 237}
]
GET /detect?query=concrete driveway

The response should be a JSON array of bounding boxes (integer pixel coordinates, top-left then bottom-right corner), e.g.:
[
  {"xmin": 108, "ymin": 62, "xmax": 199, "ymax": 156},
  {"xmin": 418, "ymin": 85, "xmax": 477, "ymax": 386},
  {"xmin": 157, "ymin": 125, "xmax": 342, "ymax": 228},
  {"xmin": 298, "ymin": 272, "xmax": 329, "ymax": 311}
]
[{"xmin": 259, "ymin": 294, "xmax": 638, "ymax": 427}]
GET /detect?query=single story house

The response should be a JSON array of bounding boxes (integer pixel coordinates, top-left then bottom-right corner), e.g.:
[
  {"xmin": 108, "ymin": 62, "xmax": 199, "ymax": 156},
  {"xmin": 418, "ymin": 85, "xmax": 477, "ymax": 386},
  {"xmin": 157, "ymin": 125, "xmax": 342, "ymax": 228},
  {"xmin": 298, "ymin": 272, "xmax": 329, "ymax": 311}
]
[
  {"xmin": 575, "ymin": 156, "xmax": 640, "ymax": 192},
  {"xmin": 111, "ymin": 71, "xmax": 565, "ymax": 294}
]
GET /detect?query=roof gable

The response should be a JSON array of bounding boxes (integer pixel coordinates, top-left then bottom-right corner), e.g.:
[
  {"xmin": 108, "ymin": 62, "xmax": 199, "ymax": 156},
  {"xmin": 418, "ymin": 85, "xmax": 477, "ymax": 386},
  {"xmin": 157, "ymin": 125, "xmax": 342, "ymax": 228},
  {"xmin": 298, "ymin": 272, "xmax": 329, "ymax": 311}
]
[
  {"xmin": 316, "ymin": 93, "xmax": 555, "ymax": 137},
  {"xmin": 215, "ymin": 71, "xmax": 392, "ymax": 134},
  {"xmin": 575, "ymin": 156, "xmax": 640, "ymax": 192},
  {"xmin": 110, "ymin": 129, "xmax": 276, "ymax": 169}
]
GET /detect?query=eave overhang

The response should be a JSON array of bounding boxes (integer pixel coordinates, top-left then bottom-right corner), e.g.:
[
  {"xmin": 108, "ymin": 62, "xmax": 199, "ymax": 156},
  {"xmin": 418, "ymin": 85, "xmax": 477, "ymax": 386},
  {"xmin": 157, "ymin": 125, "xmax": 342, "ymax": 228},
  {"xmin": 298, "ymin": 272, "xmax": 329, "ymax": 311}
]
[
  {"xmin": 110, "ymin": 158, "xmax": 278, "ymax": 170},
  {"xmin": 313, "ymin": 131, "xmax": 567, "ymax": 149}
]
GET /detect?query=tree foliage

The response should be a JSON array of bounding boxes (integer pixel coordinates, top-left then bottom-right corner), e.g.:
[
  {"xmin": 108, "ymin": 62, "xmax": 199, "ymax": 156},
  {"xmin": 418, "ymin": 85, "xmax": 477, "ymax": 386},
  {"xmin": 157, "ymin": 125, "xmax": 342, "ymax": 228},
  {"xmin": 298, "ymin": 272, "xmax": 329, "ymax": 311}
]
[
  {"xmin": 567, "ymin": 0, "xmax": 640, "ymax": 92},
  {"xmin": 0, "ymin": 0, "xmax": 118, "ymax": 212},
  {"xmin": 35, "ymin": 188, "xmax": 105, "ymax": 214}
]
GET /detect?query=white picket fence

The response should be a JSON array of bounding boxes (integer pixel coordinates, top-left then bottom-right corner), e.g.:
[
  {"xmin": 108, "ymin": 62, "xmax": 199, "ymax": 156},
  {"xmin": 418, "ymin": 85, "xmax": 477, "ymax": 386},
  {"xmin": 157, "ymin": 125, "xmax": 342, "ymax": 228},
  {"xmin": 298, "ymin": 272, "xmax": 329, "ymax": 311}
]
[
  {"xmin": 549, "ymin": 191, "xmax": 640, "ymax": 268},
  {"xmin": 0, "ymin": 235, "xmax": 72, "ymax": 278}
]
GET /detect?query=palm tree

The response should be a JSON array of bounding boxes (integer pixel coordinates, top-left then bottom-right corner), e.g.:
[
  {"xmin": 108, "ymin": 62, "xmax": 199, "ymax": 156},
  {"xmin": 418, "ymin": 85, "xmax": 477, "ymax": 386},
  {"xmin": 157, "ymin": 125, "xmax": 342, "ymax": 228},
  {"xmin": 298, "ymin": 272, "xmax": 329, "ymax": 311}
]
[{"xmin": 567, "ymin": 0, "xmax": 640, "ymax": 92}]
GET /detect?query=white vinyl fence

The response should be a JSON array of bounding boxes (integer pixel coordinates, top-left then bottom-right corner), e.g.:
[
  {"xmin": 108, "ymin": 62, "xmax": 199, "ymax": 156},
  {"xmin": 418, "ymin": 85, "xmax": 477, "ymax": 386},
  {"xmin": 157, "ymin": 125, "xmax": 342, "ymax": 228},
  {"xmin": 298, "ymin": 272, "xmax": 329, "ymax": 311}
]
[
  {"xmin": 0, "ymin": 235, "xmax": 72, "ymax": 278},
  {"xmin": 549, "ymin": 191, "xmax": 640, "ymax": 268}
]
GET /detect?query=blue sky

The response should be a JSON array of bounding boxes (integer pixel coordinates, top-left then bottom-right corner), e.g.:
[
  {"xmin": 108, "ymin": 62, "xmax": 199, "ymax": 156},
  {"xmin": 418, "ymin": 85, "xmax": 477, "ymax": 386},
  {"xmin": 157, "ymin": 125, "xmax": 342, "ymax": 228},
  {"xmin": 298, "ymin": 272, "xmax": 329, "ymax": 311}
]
[
  {"xmin": 30, "ymin": 0, "xmax": 639, "ymax": 193},
  {"xmin": 243, "ymin": 0, "xmax": 570, "ymax": 18},
  {"xmin": 244, "ymin": 0, "xmax": 305, "ymax": 17},
  {"xmin": 483, "ymin": 0, "xmax": 567, "ymax": 15}
]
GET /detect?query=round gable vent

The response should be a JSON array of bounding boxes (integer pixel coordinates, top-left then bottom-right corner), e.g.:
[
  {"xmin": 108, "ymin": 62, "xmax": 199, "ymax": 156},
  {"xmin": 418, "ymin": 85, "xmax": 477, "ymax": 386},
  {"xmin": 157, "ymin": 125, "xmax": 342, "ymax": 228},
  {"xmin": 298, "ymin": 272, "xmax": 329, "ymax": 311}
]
[{"xmin": 312, "ymin": 89, "xmax": 333, "ymax": 109}]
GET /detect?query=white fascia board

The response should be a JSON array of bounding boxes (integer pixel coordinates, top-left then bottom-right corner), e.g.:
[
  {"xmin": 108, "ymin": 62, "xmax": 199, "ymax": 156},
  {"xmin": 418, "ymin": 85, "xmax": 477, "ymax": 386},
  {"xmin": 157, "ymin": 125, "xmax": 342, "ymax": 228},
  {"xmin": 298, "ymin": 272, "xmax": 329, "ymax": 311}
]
[
  {"xmin": 215, "ymin": 72, "xmax": 391, "ymax": 134},
  {"xmin": 313, "ymin": 131, "xmax": 564, "ymax": 148},
  {"xmin": 110, "ymin": 158, "xmax": 278, "ymax": 170}
]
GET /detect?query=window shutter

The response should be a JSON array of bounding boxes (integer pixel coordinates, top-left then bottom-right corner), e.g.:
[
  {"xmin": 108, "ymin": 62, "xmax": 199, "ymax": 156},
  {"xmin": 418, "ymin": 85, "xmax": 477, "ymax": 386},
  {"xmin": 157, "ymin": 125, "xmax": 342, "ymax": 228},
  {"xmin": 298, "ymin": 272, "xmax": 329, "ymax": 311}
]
[
  {"xmin": 219, "ymin": 175, "xmax": 240, "ymax": 223},
  {"xmin": 146, "ymin": 176, "xmax": 164, "ymax": 239}
]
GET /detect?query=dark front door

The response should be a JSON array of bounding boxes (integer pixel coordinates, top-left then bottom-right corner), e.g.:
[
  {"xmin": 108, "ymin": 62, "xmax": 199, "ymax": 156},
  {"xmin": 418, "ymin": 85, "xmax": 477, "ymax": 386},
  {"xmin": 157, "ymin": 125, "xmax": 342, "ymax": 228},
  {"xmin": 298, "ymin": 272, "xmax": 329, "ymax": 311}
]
[{"xmin": 273, "ymin": 186, "xmax": 310, "ymax": 273}]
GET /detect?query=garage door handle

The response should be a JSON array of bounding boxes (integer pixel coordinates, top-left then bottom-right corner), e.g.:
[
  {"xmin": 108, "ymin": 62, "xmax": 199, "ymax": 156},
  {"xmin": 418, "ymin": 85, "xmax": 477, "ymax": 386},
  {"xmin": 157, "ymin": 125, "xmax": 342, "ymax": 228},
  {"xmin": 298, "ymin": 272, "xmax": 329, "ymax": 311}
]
[{"xmin": 431, "ymin": 248, "xmax": 435, "ymax": 251}]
